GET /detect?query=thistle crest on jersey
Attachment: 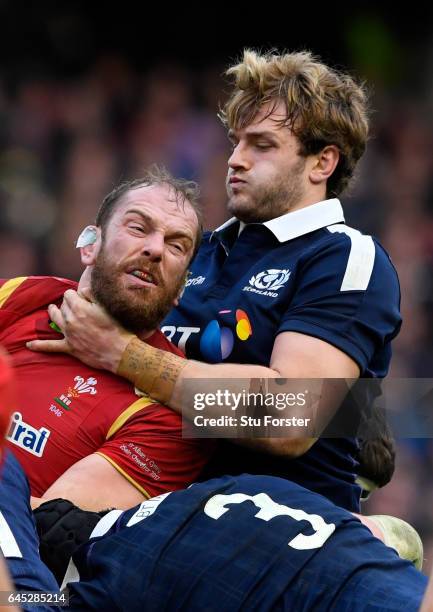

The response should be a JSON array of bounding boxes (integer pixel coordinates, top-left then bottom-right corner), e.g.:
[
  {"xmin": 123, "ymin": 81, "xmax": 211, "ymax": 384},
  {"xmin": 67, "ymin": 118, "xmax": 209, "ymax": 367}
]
[{"xmin": 249, "ymin": 269, "xmax": 291, "ymax": 292}]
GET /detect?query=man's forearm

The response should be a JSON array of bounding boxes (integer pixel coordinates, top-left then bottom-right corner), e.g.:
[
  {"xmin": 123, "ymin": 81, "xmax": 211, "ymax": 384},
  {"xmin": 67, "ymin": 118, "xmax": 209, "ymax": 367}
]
[
  {"xmin": 117, "ymin": 337, "xmax": 278, "ymax": 411},
  {"xmin": 117, "ymin": 338, "xmax": 320, "ymax": 456},
  {"xmin": 30, "ymin": 495, "xmax": 48, "ymax": 510},
  {"xmin": 28, "ymin": 296, "xmax": 355, "ymax": 459}
]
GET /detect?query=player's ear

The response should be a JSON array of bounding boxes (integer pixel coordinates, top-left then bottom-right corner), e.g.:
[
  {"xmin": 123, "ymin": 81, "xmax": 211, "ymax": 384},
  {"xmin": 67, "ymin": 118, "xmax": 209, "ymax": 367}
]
[
  {"xmin": 309, "ymin": 145, "xmax": 340, "ymax": 185},
  {"xmin": 76, "ymin": 226, "xmax": 102, "ymax": 266},
  {"xmin": 173, "ymin": 270, "xmax": 190, "ymax": 307}
]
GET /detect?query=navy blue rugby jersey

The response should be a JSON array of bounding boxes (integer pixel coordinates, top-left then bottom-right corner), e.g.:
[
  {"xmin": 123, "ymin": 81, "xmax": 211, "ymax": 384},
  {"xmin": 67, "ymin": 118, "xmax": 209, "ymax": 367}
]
[
  {"xmin": 0, "ymin": 451, "xmax": 60, "ymax": 611},
  {"xmin": 162, "ymin": 199, "xmax": 402, "ymax": 511},
  {"xmin": 66, "ymin": 474, "xmax": 425, "ymax": 611}
]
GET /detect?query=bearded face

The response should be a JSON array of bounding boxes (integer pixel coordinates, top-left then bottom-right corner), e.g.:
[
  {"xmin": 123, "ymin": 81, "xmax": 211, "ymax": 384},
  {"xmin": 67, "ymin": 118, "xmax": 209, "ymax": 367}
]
[
  {"xmin": 88, "ymin": 184, "xmax": 198, "ymax": 335},
  {"xmin": 91, "ymin": 244, "xmax": 185, "ymax": 335}
]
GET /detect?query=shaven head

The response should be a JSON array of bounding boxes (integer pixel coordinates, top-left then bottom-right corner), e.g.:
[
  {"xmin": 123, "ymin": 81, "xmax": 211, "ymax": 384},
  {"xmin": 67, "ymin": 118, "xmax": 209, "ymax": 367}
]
[
  {"xmin": 96, "ymin": 165, "xmax": 202, "ymax": 258},
  {"xmin": 78, "ymin": 168, "xmax": 202, "ymax": 336}
]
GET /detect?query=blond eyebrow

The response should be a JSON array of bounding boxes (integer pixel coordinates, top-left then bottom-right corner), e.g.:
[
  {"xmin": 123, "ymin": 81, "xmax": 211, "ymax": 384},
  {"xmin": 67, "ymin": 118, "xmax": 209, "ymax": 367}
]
[
  {"xmin": 245, "ymin": 130, "xmax": 280, "ymax": 141},
  {"xmin": 124, "ymin": 208, "xmax": 153, "ymax": 224},
  {"xmin": 228, "ymin": 129, "xmax": 280, "ymax": 142},
  {"xmin": 125, "ymin": 208, "xmax": 194, "ymax": 243},
  {"xmin": 167, "ymin": 232, "xmax": 194, "ymax": 246}
]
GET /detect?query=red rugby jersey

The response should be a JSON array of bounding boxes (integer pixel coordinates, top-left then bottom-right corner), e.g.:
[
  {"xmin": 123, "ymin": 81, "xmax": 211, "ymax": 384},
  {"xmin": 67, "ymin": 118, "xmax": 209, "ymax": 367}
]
[
  {"xmin": 0, "ymin": 276, "xmax": 213, "ymax": 497},
  {"xmin": 0, "ymin": 348, "xmax": 15, "ymax": 451}
]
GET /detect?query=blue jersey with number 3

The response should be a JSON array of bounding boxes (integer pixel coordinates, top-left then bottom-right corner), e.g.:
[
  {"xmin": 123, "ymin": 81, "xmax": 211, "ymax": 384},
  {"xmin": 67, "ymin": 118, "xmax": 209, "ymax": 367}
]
[{"xmin": 67, "ymin": 474, "xmax": 425, "ymax": 611}]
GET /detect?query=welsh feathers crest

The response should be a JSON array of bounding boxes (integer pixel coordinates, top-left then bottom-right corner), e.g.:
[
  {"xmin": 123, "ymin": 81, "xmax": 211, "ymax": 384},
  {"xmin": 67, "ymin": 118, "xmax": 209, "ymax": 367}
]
[
  {"xmin": 69, "ymin": 376, "xmax": 98, "ymax": 397},
  {"xmin": 53, "ymin": 375, "xmax": 98, "ymax": 412}
]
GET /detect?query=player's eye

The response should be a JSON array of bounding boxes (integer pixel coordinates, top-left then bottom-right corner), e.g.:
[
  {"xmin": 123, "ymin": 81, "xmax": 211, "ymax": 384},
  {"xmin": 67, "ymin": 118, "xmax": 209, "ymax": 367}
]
[
  {"xmin": 228, "ymin": 136, "xmax": 239, "ymax": 149},
  {"xmin": 170, "ymin": 242, "xmax": 185, "ymax": 253},
  {"xmin": 129, "ymin": 224, "xmax": 146, "ymax": 233}
]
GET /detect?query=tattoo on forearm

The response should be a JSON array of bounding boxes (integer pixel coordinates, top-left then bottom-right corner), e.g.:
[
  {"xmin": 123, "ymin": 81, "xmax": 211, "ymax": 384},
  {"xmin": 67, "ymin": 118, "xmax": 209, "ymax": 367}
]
[{"xmin": 117, "ymin": 337, "xmax": 187, "ymax": 404}]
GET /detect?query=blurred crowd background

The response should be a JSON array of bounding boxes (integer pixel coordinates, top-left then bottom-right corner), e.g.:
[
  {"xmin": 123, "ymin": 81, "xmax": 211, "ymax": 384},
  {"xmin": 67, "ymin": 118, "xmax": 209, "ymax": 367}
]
[{"xmin": 1, "ymin": 4, "xmax": 432, "ymax": 571}]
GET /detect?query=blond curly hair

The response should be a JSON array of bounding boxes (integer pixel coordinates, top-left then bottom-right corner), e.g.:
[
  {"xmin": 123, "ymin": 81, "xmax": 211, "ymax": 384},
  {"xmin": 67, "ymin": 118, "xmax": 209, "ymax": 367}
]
[{"xmin": 220, "ymin": 49, "xmax": 370, "ymax": 197}]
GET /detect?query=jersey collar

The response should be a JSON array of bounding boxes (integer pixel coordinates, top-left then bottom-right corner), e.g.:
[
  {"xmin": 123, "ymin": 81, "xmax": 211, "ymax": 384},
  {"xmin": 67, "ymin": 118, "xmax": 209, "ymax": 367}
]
[{"xmin": 212, "ymin": 199, "xmax": 345, "ymax": 243}]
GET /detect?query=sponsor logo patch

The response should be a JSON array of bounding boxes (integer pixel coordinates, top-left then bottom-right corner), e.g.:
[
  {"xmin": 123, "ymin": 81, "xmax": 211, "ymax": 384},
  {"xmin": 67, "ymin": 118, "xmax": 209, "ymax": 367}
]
[
  {"xmin": 7, "ymin": 412, "xmax": 50, "ymax": 457},
  {"xmin": 200, "ymin": 309, "xmax": 253, "ymax": 362},
  {"xmin": 185, "ymin": 275, "xmax": 206, "ymax": 287}
]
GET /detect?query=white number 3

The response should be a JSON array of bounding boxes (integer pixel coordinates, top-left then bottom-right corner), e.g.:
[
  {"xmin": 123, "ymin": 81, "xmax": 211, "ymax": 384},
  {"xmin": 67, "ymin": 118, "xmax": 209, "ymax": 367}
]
[{"xmin": 204, "ymin": 492, "xmax": 335, "ymax": 550}]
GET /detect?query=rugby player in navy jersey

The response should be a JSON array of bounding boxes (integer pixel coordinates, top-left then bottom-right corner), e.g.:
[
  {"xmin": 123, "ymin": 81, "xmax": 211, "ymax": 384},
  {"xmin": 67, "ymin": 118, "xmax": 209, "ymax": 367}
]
[
  {"xmin": 29, "ymin": 49, "xmax": 401, "ymax": 514},
  {"xmin": 34, "ymin": 475, "xmax": 429, "ymax": 611},
  {"xmin": 0, "ymin": 458, "xmax": 427, "ymax": 611}
]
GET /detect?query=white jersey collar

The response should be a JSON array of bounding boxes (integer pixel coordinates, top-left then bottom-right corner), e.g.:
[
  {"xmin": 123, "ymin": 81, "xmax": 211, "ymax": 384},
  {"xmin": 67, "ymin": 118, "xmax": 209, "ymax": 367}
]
[{"xmin": 213, "ymin": 199, "xmax": 345, "ymax": 243}]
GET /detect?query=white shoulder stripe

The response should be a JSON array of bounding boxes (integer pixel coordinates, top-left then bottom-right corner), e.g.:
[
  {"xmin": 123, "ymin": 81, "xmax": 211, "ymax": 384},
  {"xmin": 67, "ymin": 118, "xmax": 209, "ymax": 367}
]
[
  {"xmin": 90, "ymin": 510, "xmax": 123, "ymax": 538},
  {"xmin": 327, "ymin": 224, "xmax": 376, "ymax": 291},
  {"xmin": 60, "ymin": 558, "xmax": 80, "ymax": 590},
  {"xmin": 0, "ymin": 511, "xmax": 22, "ymax": 557}
]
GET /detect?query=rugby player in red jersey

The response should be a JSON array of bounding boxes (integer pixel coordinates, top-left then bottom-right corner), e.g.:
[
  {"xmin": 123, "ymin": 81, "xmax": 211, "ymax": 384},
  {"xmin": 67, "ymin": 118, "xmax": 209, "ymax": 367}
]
[{"xmin": 0, "ymin": 167, "xmax": 215, "ymax": 511}]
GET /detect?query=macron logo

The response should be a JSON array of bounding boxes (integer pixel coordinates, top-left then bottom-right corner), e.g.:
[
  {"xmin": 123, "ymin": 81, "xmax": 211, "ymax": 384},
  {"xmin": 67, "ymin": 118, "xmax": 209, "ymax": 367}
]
[
  {"xmin": 6, "ymin": 412, "xmax": 50, "ymax": 457},
  {"xmin": 185, "ymin": 275, "xmax": 205, "ymax": 287}
]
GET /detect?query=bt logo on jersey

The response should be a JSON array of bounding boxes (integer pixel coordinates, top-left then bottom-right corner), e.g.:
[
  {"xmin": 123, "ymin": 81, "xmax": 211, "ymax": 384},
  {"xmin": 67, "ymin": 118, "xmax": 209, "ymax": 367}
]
[
  {"xmin": 161, "ymin": 326, "xmax": 200, "ymax": 352},
  {"xmin": 199, "ymin": 309, "xmax": 252, "ymax": 363},
  {"xmin": 162, "ymin": 311, "xmax": 253, "ymax": 362}
]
